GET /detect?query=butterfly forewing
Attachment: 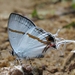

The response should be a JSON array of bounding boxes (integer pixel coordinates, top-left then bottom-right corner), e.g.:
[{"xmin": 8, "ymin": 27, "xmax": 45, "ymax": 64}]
[{"xmin": 8, "ymin": 13, "xmax": 36, "ymax": 50}]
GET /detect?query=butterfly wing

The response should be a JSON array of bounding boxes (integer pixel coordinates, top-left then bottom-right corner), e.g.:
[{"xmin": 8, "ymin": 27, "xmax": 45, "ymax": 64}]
[
  {"xmin": 8, "ymin": 13, "xmax": 54, "ymax": 59},
  {"xmin": 8, "ymin": 13, "xmax": 36, "ymax": 50},
  {"xmin": 15, "ymin": 27, "xmax": 49, "ymax": 58}
]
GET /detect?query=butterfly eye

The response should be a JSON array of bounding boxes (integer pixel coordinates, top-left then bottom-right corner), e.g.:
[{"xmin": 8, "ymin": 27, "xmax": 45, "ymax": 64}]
[{"xmin": 46, "ymin": 35, "xmax": 54, "ymax": 42}]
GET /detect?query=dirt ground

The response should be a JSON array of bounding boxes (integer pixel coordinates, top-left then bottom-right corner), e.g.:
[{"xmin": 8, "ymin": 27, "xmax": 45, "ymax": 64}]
[{"xmin": 0, "ymin": 0, "xmax": 75, "ymax": 75}]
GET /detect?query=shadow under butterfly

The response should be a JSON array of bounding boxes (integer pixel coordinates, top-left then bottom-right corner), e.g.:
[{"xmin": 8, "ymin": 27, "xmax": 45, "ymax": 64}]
[{"xmin": 8, "ymin": 13, "xmax": 75, "ymax": 60}]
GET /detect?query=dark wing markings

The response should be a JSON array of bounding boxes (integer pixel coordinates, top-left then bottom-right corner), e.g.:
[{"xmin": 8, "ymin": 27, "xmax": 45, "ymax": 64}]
[{"xmin": 9, "ymin": 28, "xmax": 25, "ymax": 34}]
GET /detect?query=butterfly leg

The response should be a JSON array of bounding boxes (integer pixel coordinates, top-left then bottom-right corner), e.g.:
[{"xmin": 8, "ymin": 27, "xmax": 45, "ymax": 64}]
[
  {"xmin": 17, "ymin": 58, "xmax": 23, "ymax": 65},
  {"xmin": 59, "ymin": 41, "xmax": 66, "ymax": 57},
  {"xmin": 42, "ymin": 45, "xmax": 50, "ymax": 53},
  {"xmin": 11, "ymin": 51, "xmax": 23, "ymax": 65},
  {"xmin": 57, "ymin": 40, "xmax": 66, "ymax": 57}
]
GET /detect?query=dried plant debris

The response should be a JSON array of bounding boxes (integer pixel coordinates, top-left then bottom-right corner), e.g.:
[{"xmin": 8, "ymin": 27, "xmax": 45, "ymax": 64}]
[
  {"xmin": 0, "ymin": 64, "xmax": 43, "ymax": 75},
  {"xmin": 69, "ymin": 63, "xmax": 75, "ymax": 72},
  {"xmin": 61, "ymin": 52, "xmax": 75, "ymax": 71}
]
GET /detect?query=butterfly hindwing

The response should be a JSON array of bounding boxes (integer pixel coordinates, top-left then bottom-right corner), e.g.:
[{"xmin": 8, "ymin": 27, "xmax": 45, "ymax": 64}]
[{"xmin": 15, "ymin": 27, "xmax": 48, "ymax": 58}]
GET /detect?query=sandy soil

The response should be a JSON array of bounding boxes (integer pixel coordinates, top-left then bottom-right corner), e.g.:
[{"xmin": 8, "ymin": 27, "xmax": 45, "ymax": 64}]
[{"xmin": 0, "ymin": 0, "xmax": 75, "ymax": 75}]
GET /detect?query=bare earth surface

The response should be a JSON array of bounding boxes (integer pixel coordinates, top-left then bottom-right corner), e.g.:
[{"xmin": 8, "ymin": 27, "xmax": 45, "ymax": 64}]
[{"xmin": 0, "ymin": 0, "xmax": 75, "ymax": 75}]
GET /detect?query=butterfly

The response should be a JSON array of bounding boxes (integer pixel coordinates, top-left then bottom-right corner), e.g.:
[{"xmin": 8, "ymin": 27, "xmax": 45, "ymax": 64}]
[{"xmin": 8, "ymin": 13, "xmax": 75, "ymax": 59}]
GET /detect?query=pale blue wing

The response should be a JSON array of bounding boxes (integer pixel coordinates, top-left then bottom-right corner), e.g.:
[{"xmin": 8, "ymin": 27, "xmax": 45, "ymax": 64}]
[
  {"xmin": 8, "ymin": 13, "xmax": 55, "ymax": 58},
  {"xmin": 8, "ymin": 13, "xmax": 36, "ymax": 50},
  {"xmin": 15, "ymin": 27, "xmax": 49, "ymax": 58}
]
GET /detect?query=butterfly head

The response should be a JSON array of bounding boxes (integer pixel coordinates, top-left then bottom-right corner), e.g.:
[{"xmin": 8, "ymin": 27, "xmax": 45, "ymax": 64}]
[{"xmin": 46, "ymin": 35, "xmax": 56, "ymax": 49}]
